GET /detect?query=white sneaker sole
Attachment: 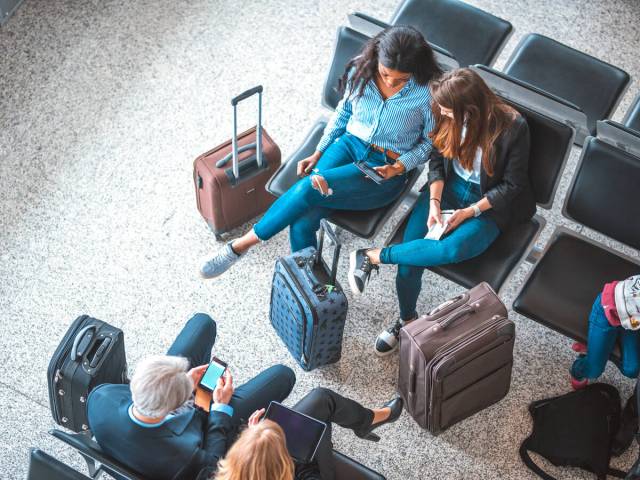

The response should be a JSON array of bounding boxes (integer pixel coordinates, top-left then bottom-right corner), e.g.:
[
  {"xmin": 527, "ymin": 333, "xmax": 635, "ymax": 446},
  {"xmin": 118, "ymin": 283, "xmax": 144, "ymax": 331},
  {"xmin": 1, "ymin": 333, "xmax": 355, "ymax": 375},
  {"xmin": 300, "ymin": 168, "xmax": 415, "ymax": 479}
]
[
  {"xmin": 348, "ymin": 250, "xmax": 363, "ymax": 296},
  {"xmin": 374, "ymin": 339, "xmax": 398, "ymax": 357}
]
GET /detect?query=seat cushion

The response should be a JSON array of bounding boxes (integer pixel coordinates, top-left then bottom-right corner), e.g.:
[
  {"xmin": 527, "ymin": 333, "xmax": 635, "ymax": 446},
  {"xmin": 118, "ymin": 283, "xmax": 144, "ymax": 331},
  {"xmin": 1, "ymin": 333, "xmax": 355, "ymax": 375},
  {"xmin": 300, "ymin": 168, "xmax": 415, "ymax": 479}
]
[
  {"xmin": 266, "ymin": 120, "xmax": 422, "ymax": 239},
  {"xmin": 387, "ymin": 214, "xmax": 544, "ymax": 292},
  {"xmin": 28, "ymin": 449, "xmax": 91, "ymax": 480},
  {"xmin": 513, "ymin": 231, "xmax": 640, "ymax": 361},
  {"xmin": 504, "ymin": 34, "xmax": 630, "ymax": 135},
  {"xmin": 333, "ymin": 450, "xmax": 385, "ymax": 480},
  {"xmin": 623, "ymin": 94, "xmax": 640, "ymax": 133},
  {"xmin": 564, "ymin": 137, "xmax": 640, "ymax": 250},
  {"xmin": 391, "ymin": 0, "xmax": 512, "ymax": 66}
]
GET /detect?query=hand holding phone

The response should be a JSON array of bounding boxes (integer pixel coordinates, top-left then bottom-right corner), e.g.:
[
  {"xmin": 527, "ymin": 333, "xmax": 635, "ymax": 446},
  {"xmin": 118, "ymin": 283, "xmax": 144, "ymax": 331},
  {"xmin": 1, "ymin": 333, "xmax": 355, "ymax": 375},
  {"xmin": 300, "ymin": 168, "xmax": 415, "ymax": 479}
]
[
  {"xmin": 198, "ymin": 357, "xmax": 228, "ymax": 392},
  {"xmin": 355, "ymin": 160, "xmax": 384, "ymax": 184}
]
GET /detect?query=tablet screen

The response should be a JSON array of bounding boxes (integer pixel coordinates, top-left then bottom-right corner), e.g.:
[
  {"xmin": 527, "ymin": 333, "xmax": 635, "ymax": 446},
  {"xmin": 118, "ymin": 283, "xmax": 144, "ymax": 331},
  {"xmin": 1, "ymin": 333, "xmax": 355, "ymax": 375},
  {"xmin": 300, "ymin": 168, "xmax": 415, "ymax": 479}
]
[{"xmin": 265, "ymin": 401, "xmax": 327, "ymax": 463}]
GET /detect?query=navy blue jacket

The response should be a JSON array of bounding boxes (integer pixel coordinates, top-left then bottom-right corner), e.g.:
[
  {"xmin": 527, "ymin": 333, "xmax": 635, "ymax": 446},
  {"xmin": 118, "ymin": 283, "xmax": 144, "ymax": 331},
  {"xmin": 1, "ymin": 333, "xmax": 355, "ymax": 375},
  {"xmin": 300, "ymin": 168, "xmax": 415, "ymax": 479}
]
[{"xmin": 88, "ymin": 384, "xmax": 235, "ymax": 480}]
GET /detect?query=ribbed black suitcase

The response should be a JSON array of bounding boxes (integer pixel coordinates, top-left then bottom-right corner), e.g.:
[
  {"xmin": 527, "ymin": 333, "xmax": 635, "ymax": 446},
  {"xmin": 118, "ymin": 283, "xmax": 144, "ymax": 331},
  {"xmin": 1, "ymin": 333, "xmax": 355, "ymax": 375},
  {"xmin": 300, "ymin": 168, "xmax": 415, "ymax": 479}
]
[{"xmin": 47, "ymin": 315, "xmax": 128, "ymax": 432}]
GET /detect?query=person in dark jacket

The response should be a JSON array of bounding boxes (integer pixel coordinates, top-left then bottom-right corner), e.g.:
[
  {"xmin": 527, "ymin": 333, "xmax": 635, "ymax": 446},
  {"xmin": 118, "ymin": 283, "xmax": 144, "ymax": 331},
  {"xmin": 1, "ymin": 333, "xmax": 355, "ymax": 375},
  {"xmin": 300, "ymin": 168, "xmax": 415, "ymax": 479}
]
[
  {"xmin": 346, "ymin": 68, "xmax": 535, "ymax": 356},
  {"xmin": 213, "ymin": 387, "xmax": 403, "ymax": 480},
  {"xmin": 87, "ymin": 313, "xmax": 296, "ymax": 480}
]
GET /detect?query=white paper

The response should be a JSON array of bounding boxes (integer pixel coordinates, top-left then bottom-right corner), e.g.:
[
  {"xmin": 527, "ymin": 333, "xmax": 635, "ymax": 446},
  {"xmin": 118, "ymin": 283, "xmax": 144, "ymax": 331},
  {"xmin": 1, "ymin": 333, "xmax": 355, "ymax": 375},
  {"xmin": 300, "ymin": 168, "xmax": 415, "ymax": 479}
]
[{"xmin": 425, "ymin": 210, "xmax": 455, "ymax": 241}]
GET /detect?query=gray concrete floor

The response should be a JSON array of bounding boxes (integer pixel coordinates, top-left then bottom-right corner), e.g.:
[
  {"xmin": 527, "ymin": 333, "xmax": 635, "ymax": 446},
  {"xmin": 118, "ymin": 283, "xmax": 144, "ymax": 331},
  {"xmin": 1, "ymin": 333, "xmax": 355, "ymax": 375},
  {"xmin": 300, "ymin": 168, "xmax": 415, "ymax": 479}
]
[{"xmin": 1, "ymin": 0, "xmax": 639, "ymax": 479}]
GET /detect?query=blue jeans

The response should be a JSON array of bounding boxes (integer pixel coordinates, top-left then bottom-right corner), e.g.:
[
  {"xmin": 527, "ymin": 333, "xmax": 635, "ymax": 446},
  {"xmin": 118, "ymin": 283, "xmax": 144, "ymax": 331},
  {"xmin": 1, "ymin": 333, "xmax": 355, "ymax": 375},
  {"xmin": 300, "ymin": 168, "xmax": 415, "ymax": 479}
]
[
  {"xmin": 571, "ymin": 294, "xmax": 640, "ymax": 380},
  {"xmin": 167, "ymin": 313, "xmax": 296, "ymax": 424},
  {"xmin": 254, "ymin": 133, "xmax": 408, "ymax": 252},
  {"xmin": 379, "ymin": 173, "xmax": 500, "ymax": 320}
]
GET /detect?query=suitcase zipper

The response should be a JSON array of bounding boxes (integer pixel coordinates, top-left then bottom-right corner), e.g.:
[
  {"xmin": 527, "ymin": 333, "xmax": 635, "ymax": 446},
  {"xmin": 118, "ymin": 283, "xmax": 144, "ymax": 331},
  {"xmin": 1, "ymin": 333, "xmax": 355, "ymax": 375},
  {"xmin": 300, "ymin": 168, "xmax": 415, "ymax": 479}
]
[{"xmin": 279, "ymin": 260, "xmax": 319, "ymax": 366}]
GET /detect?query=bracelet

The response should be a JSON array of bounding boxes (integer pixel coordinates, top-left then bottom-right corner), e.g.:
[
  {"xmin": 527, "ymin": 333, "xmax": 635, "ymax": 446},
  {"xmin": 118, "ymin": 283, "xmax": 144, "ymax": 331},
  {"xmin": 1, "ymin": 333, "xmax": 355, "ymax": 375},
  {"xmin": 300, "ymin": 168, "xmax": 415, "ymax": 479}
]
[{"xmin": 430, "ymin": 198, "xmax": 441, "ymax": 204}]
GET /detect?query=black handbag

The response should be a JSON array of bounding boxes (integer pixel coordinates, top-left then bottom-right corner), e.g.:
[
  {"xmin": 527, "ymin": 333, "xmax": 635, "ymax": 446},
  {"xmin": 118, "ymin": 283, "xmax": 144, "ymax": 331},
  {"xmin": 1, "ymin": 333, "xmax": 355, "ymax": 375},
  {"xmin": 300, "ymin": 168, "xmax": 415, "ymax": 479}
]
[{"xmin": 520, "ymin": 383, "xmax": 627, "ymax": 480}]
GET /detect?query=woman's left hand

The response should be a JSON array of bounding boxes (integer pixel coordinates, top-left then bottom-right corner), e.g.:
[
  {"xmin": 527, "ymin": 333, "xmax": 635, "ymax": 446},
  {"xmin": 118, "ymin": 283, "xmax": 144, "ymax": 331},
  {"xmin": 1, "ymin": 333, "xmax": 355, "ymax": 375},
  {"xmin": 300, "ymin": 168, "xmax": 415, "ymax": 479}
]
[
  {"xmin": 373, "ymin": 162, "xmax": 405, "ymax": 180},
  {"xmin": 445, "ymin": 208, "xmax": 474, "ymax": 233},
  {"xmin": 248, "ymin": 408, "xmax": 265, "ymax": 427}
]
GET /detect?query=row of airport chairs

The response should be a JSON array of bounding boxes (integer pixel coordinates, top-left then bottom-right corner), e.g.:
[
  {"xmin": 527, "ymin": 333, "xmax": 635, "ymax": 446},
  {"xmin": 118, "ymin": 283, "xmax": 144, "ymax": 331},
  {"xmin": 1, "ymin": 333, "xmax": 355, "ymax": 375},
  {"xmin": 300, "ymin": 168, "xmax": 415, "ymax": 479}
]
[
  {"xmin": 28, "ymin": 429, "xmax": 386, "ymax": 480},
  {"xmin": 267, "ymin": 0, "xmax": 640, "ymax": 366}
]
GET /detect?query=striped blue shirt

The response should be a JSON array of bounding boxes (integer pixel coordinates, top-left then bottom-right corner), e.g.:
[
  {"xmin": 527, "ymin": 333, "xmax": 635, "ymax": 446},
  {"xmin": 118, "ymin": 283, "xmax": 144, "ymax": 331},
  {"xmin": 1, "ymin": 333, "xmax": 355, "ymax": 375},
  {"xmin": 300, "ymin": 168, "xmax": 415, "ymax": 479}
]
[{"xmin": 316, "ymin": 76, "xmax": 435, "ymax": 172}]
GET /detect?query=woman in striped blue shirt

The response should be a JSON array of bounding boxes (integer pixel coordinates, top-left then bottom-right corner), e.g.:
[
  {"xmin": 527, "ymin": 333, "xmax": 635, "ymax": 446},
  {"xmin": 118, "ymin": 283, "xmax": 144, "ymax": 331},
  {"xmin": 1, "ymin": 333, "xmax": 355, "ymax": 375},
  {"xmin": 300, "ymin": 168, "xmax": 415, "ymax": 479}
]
[{"xmin": 200, "ymin": 26, "xmax": 442, "ymax": 279}]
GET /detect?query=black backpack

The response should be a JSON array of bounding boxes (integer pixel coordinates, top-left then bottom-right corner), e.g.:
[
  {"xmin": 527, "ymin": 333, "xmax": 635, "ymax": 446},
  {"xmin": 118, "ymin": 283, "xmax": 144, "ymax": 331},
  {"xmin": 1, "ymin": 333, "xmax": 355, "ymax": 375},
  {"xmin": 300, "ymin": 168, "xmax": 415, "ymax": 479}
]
[{"xmin": 520, "ymin": 383, "xmax": 627, "ymax": 479}]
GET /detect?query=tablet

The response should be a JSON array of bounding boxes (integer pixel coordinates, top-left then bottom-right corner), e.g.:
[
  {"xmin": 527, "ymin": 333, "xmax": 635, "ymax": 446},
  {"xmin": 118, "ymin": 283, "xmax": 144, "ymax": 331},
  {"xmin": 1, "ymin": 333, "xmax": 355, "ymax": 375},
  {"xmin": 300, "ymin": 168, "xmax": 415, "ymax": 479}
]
[{"xmin": 264, "ymin": 401, "xmax": 327, "ymax": 463}]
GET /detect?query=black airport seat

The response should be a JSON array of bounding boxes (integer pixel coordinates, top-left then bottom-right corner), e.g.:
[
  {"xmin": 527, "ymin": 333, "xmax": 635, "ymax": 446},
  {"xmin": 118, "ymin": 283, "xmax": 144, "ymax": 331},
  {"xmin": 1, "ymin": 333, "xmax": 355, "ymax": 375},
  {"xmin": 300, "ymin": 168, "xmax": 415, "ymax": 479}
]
[
  {"xmin": 623, "ymin": 94, "xmax": 640, "ymax": 133},
  {"xmin": 387, "ymin": 65, "xmax": 579, "ymax": 292},
  {"xmin": 388, "ymin": 0, "xmax": 512, "ymax": 67},
  {"xmin": 503, "ymin": 34, "xmax": 631, "ymax": 143},
  {"xmin": 28, "ymin": 448, "xmax": 91, "ymax": 480},
  {"xmin": 514, "ymin": 121, "xmax": 640, "ymax": 361},
  {"xmin": 50, "ymin": 429, "xmax": 386, "ymax": 480},
  {"xmin": 267, "ymin": 24, "xmax": 456, "ymax": 239}
]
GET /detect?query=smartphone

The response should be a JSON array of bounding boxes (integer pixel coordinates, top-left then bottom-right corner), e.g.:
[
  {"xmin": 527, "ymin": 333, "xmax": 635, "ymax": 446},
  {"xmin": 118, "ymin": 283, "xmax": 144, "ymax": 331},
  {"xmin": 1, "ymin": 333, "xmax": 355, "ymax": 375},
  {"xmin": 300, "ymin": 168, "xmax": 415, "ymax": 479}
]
[
  {"xmin": 198, "ymin": 357, "xmax": 228, "ymax": 392},
  {"xmin": 355, "ymin": 160, "xmax": 384, "ymax": 184}
]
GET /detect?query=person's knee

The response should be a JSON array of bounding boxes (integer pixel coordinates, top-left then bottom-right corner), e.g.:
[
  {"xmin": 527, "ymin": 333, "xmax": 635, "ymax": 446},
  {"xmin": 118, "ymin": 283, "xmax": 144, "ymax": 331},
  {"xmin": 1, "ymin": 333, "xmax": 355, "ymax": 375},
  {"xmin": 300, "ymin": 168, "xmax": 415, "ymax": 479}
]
[
  {"xmin": 308, "ymin": 386, "xmax": 332, "ymax": 400},
  {"xmin": 187, "ymin": 313, "xmax": 216, "ymax": 338},
  {"xmin": 272, "ymin": 364, "xmax": 296, "ymax": 391}
]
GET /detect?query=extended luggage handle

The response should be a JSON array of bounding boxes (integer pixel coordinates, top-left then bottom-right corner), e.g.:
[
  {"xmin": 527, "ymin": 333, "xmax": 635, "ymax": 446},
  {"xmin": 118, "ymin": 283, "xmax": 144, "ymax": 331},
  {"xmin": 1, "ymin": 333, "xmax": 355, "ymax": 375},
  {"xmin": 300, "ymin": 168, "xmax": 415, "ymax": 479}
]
[
  {"xmin": 317, "ymin": 220, "xmax": 341, "ymax": 287},
  {"xmin": 215, "ymin": 85, "xmax": 264, "ymax": 179}
]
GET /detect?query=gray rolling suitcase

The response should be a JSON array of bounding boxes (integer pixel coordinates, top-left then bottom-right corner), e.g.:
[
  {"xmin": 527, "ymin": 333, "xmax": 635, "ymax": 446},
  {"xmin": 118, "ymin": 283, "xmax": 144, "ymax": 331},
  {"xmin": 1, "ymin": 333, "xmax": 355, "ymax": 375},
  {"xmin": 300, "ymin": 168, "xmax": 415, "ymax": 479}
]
[
  {"xmin": 270, "ymin": 221, "xmax": 348, "ymax": 371},
  {"xmin": 398, "ymin": 282, "xmax": 515, "ymax": 434}
]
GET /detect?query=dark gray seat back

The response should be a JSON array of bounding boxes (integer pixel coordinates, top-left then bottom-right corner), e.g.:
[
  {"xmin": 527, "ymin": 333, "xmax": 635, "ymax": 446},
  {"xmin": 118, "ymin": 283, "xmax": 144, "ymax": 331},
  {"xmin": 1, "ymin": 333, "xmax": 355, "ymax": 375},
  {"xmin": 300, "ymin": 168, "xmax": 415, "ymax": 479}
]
[
  {"xmin": 390, "ymin": 0, "xmax": 512, "ymax": 67},
  {"xmin": 504, "ymin": 34, "xmax": 630, "ymax": 140},
  {"xmin": 28, "ymin": 449, "xmax": 91, "ymax": 480},
  {"xmin": 563, "ymin": 121, "xmax": 640, "ymax": 250}
]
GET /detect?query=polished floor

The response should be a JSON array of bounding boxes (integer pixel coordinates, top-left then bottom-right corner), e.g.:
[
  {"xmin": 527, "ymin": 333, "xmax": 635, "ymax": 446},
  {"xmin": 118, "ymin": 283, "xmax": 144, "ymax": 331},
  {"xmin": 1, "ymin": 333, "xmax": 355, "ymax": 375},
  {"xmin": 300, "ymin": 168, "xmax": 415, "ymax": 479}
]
[{"xmin": 1, "ymin": 1, "xmax": 639, "ymax": 478}]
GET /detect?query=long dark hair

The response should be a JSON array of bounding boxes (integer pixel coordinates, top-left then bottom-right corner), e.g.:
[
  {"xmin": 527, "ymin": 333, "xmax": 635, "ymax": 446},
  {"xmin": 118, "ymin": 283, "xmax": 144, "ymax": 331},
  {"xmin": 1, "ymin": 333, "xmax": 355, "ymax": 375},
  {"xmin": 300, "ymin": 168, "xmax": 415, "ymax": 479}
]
[
  {"xmin": 430, "ymin": 68, "xmax": 518, "ymax": 176},
  {"xmin": 338, "ymin": 25, "xmax": 442, "ymax": 98}
]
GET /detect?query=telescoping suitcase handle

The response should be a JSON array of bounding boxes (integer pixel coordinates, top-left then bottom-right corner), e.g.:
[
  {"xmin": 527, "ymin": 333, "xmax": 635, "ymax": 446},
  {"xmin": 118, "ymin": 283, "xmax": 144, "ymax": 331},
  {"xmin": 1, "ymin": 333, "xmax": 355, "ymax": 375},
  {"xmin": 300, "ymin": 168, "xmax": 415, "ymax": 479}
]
[
  {"xmin": 316, "ymin": 220, "xmax": 341, "ymax": 286},
  {"xmin": 215, "ymin": 85, "xmax": 264, "ymax": 179}
]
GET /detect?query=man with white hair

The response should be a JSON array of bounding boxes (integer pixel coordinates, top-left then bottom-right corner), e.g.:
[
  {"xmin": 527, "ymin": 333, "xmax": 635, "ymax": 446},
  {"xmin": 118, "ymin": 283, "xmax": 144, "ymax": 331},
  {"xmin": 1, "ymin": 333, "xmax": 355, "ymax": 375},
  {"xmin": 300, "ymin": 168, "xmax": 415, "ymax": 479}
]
[{"xmin": 87, "ymin": 313, "xmax": 296, "ymax": 480}]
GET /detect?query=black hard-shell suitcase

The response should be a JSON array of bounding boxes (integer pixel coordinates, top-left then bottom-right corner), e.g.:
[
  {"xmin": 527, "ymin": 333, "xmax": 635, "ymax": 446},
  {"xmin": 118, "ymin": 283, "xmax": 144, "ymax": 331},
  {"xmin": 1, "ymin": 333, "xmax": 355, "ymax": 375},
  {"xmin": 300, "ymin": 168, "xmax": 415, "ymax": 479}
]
[{"xmin": 47, "ymin": 315, "xmax": 128, "ymax": 432}]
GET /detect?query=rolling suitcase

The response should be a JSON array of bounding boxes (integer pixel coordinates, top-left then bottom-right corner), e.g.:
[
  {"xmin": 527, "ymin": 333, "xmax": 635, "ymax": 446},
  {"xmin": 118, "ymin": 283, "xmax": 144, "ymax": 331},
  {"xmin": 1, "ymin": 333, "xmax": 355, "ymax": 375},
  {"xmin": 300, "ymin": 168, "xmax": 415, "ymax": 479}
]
[
  {"xmin": 270, "ymin": 221, "xmax": 348, "ymax": 371},
  {"xmin": 193, "ymin": 85, "xmax": 281, "ymax": 239},
  {"xmin": 47, "ymin": 315, "xmax": 128, "ymax": 432},
  {"xmin": 398, "ymin": 282, "xmax": 514, "ymax": 434}
]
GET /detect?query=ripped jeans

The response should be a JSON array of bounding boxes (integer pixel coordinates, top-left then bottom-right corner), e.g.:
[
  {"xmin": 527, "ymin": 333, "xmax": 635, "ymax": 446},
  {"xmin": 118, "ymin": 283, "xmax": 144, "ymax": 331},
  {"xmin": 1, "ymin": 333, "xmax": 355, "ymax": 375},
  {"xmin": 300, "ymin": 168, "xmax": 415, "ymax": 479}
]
[{"xmin": 254, "ymin": 133, "xmax": 407, "ymax": 252}]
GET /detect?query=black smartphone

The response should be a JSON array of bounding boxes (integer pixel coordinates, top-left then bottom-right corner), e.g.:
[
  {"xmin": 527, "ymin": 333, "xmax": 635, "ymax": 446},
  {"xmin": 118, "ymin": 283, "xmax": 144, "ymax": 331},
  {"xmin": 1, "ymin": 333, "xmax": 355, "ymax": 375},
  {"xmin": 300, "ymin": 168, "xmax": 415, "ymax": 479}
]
[
  {"xmin": 198, "ymin": 357, "xmax": 228, "ymax": 392},
  {"xmin": 355, "ymin": 160, "xmax": 384, "ymax": 184}
]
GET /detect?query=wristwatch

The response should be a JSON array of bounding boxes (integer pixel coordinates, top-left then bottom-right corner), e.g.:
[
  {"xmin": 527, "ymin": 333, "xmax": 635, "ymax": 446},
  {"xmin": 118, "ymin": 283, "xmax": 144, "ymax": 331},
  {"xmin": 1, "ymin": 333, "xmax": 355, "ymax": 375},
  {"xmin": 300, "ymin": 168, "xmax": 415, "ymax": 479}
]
[{"xmin": 471, "ymin": 203, "xmax": 482, "ymax": 217}]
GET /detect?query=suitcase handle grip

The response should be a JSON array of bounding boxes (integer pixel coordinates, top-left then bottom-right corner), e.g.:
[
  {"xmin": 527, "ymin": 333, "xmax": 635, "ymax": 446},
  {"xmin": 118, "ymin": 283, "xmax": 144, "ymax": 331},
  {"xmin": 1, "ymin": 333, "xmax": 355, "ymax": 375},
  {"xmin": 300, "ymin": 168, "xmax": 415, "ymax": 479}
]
[
  {"xmin": 231, "ymin": 86, "xmax": 263, "ymax": 106},
  {"xmin": 440, "ymin": 303, "xmax": 480, "ymax": 329},
  {"xmin": 216, "ymin": 143, "xmax": 256, "ymax": 168},
  {"xmin": 71, "ymin": 325, "xmax": 96, "ymax": 361},
  {"xmin": 428, "ymin": 293, "xmax": 468, "ymax": 316},
  {"xmin": 409, "ymin": 368, "xmax": 416, "ymax": 395}
]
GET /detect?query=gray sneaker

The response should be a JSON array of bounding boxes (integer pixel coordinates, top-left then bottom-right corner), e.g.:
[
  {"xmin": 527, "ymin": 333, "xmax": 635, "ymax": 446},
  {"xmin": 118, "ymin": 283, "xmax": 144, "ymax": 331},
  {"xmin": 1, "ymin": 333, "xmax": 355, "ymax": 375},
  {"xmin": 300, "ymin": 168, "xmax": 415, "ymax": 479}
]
[
  {"xmin": 374, "ymin": 320, "xmax": 402, "ymax": 357},
  {"xmin": 200, "ymin": 243, "xmax": 242, "ymax": 279}
]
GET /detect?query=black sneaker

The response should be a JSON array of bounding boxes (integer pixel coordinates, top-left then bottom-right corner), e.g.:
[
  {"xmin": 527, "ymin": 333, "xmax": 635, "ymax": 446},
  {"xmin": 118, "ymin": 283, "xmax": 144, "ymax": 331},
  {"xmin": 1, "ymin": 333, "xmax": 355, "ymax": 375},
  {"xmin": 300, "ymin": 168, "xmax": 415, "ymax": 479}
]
[
  {"xmin": 348, "ymin": 249, "xmax": 379, "ymax": 295},
  {"xmin": 374, "ymin": 320, "xmax": 402, "ymax": 357}
]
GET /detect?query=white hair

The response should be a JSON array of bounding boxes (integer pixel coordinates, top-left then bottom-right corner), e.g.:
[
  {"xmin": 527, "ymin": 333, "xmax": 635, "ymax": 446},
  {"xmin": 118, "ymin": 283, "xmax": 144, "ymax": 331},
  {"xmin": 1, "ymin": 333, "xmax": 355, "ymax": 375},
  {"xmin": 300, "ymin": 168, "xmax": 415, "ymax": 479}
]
[{"xmin": 130, "ymin": 355, "xmax": 193, "ymax": 418}]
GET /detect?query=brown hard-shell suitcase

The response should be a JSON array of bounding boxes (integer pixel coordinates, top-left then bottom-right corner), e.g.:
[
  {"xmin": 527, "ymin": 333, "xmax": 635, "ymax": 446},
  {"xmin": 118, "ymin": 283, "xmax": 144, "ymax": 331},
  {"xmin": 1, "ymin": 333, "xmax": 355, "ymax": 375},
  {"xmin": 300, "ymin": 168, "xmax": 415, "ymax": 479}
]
[
  {"xmin": 193, "ymin": 86, "xmax": 281, "ymax": 239},
  {"xmin": 398, "ymin": 282, "xmax": 515, "ymax": 434}
]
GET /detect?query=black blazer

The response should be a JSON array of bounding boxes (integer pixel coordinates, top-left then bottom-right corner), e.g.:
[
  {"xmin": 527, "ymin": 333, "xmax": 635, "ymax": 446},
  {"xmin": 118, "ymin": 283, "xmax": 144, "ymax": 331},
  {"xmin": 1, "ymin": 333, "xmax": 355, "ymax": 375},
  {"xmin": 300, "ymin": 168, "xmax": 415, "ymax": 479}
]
[
  {"xmin": 425, "ymin": 115, "xmax": 535, "ymax": 231},
  {"xmin": 88, "ymin": 384, "xmax": 235, "ymax": 480}
]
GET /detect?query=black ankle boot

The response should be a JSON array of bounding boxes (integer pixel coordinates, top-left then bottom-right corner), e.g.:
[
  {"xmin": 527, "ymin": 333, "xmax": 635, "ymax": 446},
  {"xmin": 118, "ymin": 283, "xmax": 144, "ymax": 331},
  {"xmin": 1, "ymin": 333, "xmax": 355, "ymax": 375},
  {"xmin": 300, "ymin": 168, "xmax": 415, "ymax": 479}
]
[
  {"xmin": 613, "ymin": 392, "xmax": 638, "ymax": 456},
  {"xmin": 355, "ymin": 397, "xmax": 403, "ymax": 442}
]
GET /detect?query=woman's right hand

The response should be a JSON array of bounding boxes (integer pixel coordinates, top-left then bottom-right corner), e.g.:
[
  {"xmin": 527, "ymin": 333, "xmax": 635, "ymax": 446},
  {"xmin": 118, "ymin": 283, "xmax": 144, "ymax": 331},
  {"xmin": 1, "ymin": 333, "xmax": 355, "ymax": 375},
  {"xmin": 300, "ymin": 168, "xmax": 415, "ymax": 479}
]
[
  {"xmin": 297, "ymin": 152, "xmax": 321, "ymax": 177},
  {"xmin": 427, "ymin": 199, "xmax": 442, "ymax": 228},
  {"xmin": 247, "ymin": 408, "xmax": 265, "ymax": 427}
]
